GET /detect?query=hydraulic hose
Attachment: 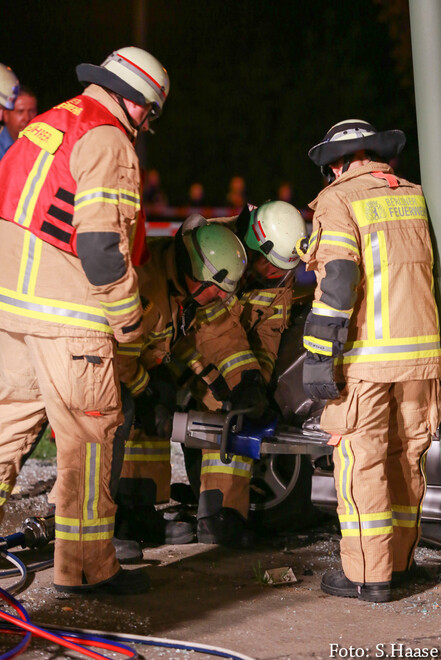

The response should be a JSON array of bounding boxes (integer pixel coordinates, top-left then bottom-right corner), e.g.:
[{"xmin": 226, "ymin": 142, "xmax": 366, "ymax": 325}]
[{"xmin": 0, "ymin": 521, "xmax": 257, "ymax": 660}]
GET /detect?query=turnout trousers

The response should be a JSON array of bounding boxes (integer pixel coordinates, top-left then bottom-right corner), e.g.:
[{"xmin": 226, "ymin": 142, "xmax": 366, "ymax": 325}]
[
  {"xmin": 321, "ymin": 378, "xmax": 440, "ymax": 584},
  {"xmin": 0, "ymin": 330, "xmax": 124, "ymax": 587}
]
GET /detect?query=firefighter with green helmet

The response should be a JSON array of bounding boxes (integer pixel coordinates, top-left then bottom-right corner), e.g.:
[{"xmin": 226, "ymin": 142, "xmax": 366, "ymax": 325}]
[
  {"xmin": 170, "ymin": 200, "xmax": 307, "ymax": 547},
  {"xmin": 114, "ymin": 219, "xmax": 249, "ymax": 548}
]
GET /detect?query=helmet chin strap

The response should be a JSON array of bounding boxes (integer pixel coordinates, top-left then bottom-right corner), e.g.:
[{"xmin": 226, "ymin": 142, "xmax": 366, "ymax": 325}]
[{"xmin": 116, "ymin": 95, "xmax": 150, "ymax": 133}]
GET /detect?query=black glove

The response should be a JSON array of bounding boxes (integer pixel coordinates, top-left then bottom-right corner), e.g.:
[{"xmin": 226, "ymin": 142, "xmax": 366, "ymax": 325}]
[
  {"xmin": 230, "ymin": 369, "xmax": 269, "ymax": 420},
  {"xmin": 133, "ymin": 386, "xmax": 157, "ymax": 435},
  {"xmin": 302, "ymin": 353, "xmax": 340, "ymax": 401},
  {"xmin": 209, "ymin": 374, "xmax": 231, "ymax": 402}
]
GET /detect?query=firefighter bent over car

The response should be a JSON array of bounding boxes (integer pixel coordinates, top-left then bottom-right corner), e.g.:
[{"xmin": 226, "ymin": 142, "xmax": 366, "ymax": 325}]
[
  {"xmin": 0, "ymin": 47, "xmax": 170, "ymax": 595},
  {"xmin": 173, "ymin": 201, "xmax": 307, "ymax": 547},
  {"xmin": 114, "ymin": 219, "xmax": 248, "ymax": 549},
  {"xmin": 302, "ymin": 119, "xmax": 441, "ymax": 603}
]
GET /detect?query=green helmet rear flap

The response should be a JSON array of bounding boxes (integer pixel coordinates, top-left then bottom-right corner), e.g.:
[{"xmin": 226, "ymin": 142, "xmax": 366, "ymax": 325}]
[{"xmin": 182, "ymin": 224, "xmax": 247, "ymax": 292}]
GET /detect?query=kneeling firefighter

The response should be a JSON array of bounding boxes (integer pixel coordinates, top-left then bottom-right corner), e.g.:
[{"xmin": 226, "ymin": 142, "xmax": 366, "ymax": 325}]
[
  {"xmin": 114, "ymin": 220, "xmax": 248, "ymax": 549},
  {"xmin": 171, "ymin": 200, "xmax": 307, "ymax": 547}
]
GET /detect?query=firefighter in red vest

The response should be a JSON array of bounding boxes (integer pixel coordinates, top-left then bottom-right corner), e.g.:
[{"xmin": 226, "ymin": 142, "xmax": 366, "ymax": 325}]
[{"xmin": 0, "ymin": 47, "xmax": 169, "ymax": 595}]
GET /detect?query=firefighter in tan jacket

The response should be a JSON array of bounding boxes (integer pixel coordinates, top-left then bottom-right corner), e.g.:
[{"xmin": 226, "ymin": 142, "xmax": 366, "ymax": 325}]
[
  {"xmin": 302, "ymin": 119, "xmax": 441, "ymax": 603},
  {"xmin": 0, "ymin": 47, "xmax": 169, "ymax": 595},
  {"xmin": 173, "ymin": 201, "xmax": 307, "ymax": 547},
  {"xmin": 114, "ymin": 220, "xmax": 249, "ymax": 545}
]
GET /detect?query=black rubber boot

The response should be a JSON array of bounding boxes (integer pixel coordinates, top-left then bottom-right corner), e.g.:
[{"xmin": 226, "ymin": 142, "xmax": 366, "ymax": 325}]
[
  {"xmin": 391, "ymin": 561, "xmax": 429, "ymax": 587},
  {"xmin": 54, "ymin": 567, "xmax": 150, "ymax": 595},
  {"xmin": 111, "ymin": 537, "xmax": 143, "ymax": 564},
  {"xmin": 321, "ymin": 570, "xmax": 359, "ymax": 598},
  {"xmin": 197, "ymin": 507, "xmax": 255, "ymax": 548},
  {"xmin": 115, "ymin": 504, "xmax": 195, "ymax": 545},
  {"xmin": 321, "ymin": 570, "xmax": 391, "ymax": 602}
]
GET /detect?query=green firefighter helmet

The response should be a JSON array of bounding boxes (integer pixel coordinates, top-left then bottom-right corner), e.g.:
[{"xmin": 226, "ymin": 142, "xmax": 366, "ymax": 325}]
[
  {"xmin": 244, "ymin": 200, "xmax": 307, "ymax": 269},
  {"xmin": 182, "ymin": 223, "xmax": 247, "ymax": 293}
]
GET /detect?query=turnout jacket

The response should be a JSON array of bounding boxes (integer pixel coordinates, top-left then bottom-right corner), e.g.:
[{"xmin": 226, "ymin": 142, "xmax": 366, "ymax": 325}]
[
  {"xmin": 117, "ymin": 237, "xmax": 260, "ymax": 395},
  {"xmin": 0, "ymin": 84, "xmax": 143, "ymax": 344},
  {"xmin": 301, "ymin": 161, "xmax": 441, "ymax": 382}
]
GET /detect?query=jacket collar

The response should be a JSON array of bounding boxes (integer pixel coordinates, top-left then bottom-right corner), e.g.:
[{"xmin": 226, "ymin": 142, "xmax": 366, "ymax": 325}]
[
  {"xmin": 309, "ymin": 161, "xmax": 394, "ymax": 210},
  {"xmin": 82, "ymin": 84, "xmax": 138, "ymax": 141}
]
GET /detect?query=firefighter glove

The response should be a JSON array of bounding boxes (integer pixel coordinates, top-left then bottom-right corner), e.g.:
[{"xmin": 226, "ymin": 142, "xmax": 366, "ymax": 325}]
[
  {"xmin": 303, "ymin": 353, "xmax": 340, "ymax": 401},
  {"xmin": 133, "ymin": 386, "xmax": 157, "ymax": 435},
  {"xmin": 230, "ymin": 369, "xmax": 269, "ymax": 419}
]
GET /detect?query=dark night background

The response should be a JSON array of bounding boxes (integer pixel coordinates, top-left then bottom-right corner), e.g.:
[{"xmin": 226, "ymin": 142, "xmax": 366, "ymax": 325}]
[{"xmin": 1, "ymin": 0, "xmax": 416, "ymax": 209}]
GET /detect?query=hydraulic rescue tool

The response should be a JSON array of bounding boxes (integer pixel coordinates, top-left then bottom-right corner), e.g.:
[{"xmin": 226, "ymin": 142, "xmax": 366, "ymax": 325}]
[{"xmin": 171, "ymin": 408, "xmax": 333, "ymax": 464}]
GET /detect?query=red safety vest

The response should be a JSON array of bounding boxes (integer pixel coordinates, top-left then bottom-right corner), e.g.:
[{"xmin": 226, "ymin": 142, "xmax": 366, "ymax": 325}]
[{"xmin": 0, "ymin": 95, "xmax": 126, "ymax": 255}]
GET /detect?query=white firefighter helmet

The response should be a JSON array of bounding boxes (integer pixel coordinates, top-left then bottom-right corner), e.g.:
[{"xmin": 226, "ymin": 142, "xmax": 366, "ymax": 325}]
[
  {"xmin": 308, "ymin": 119, "xmax": 406, "ymax": 166},
  {"xmin": 0, "ymin": 63, "xmax": 19, "ymax": 110},
  {"xmin": 76, "ymin": 47, "xmax": 169, "ymax": 120},
  {"xmin": 243, "ymin": 200, "xmax": 307, "ymax": 270},
  {"xmin": 182, "ymin": 223, "xmax": 247, "ymax": 293}
]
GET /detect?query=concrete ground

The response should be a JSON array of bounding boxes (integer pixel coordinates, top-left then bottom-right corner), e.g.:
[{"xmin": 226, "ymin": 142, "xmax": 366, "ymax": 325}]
[{"xmin": 0, "ymin": 457, "xmax": 440, "ymax": 660}]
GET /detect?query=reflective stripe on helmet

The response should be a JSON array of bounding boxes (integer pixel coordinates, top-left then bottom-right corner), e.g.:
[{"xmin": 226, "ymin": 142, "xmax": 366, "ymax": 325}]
[
  {"xmin": 109, "ymin": 51, "xmax": 167, "ymax": 101},
  {"xmin": 189, "ymin": 230, "xmax": 236, "ymax": 288}
]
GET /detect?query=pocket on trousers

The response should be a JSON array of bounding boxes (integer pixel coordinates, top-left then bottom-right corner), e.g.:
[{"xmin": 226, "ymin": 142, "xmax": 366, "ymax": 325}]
[
  {"xmin": 320, "ymin": 382, "xmax": 360, "ymax": 435},
  {"xmin": 67, "ymin": 338, "xmax": 119, "ymax": 413}
]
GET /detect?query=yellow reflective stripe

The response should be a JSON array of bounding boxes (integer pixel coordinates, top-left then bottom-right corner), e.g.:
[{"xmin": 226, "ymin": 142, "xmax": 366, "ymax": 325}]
[
  {"xmin": 201, "ymin": 465, "xmax": 252, "ymax": 478},
  {"xmin": 148, "ymin": 327, "xmax": 173, "ymax": 340},
  {"xmin": 312, "ymin": 301, "xmax": 352, "ymax": 320},
  {"xmin": 307, "ymin": 231, "xmax": 318, "ymax": 253},
  {"xmin": 116, "ymin": 342, "xmax": 143, "ymax": 357},
  {"xmin": 201, "ymin": 452, "xmax": 253, "ymax": 478},
  {"xmin": 352, "ymin": 194, "xmax": 427, "ymax": 228},
  {"xmin": 391, "ymin": 504, "xmax": 419, "ymax": 513},
  {"xmin": 320, "ymin": 231, "xmax": 360, "ymax": 255},
  {"xmin": 119, "ymin": 188, "xmax": 141, "ymax": 209},
  {"xmin": 254, "ymin": 349, "xmax": 275, "ymax": 372},
  {"xmin": 338, "ymin": 334, "xmax": 441, "ymax": 364},
  {"xmin": 338, "ymin": 439, "xmax": 356, "ymax": 516},
  {"xmin": 364, "ymin": 233, "xmax": 375, "ymax": 340},
  {"xmin": 127, "ymin": 365, "xmax": 149, "ymax": 396},
  {"xmin": 0, "ymin": 482, "xmax": 12, "ymax": 505},
  {"xmin": 377, "ymin": 231, "xmax": 390, "ymax": 339},
  {"xmin": 0, "ymin": 286, "xmax": 112, "ymax": 333},
  {"xmin": 361, "ymin": 525, "xmax": 393, "ymax": 536},
  {"xmin": 124, "ymin": 439, "xmax": 170, "ymax": 462},
  {"xmin": 17, "ymin": 233, "xmax": 43, "ymax": 297},
  {"xmin": 74, "ymin": 187, "xmax": 119, "ymax": 210},
  {"xmin": 217, "ymin": 351, "xmax": 259, "ymax": 377},
  {"xmin": 83, "ymin": 443, "xmax": 100, "ymax": 522},
  {"xmin": 100, "ymin": 293, "xmax": 141, "ymax": 316},
  {"xmin": 268, "ymin": 304, "xmax": 284, "ymax": 320},
  {"xmin": 303, "ymin": 335, "xmax": 333, "ymax": 356},
  {"xmin": 14, "ymin": 151, "xmax": 54, "ymax": 228}
]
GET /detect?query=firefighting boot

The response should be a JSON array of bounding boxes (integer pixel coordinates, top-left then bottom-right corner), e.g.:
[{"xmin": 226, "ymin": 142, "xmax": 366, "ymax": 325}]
[
  {"xmin": 111, "ymin": 537, "xmax": 143, "ymax": 564},
  {"xmin": 197, "ymin": 507, "xmax": 255, "ymax": 548},
  {"xmin": 321, "ymin": 570, "xmax": 391, "ymax": 602},
  {"xmin": 54, "ymin": 567, "xmax": 150, "ymax": 595},
  {"xmin": 392, "ymin": 561, "xmax": 430, "ymax": 587},
  {"xmin": 115, "ymin": 504, "xmax": 195, "ymax": 546}
]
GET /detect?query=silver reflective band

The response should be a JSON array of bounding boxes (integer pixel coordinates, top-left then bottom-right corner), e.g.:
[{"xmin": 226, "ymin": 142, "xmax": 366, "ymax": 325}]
[
  {"xmin": 17, "ymin": 151, "xmax": 52, "ymax": 225},
  {"xmin": 0, "ymin": 292, "xmax": 109, "ymax": 325},
  {"xmin": 327, "ymin": 127, "xmax": 376, "ymax": 143},
  {"xmin": 343, "ymin": 340, "xmax": 441, "ymax": 357},
  {"xmin": 75, "ymin": 190, "xmax": 118, "ymax": 207},
  {"xmin": 107, "ymin": 51, "xmax": 166, "ymax": 100}
]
